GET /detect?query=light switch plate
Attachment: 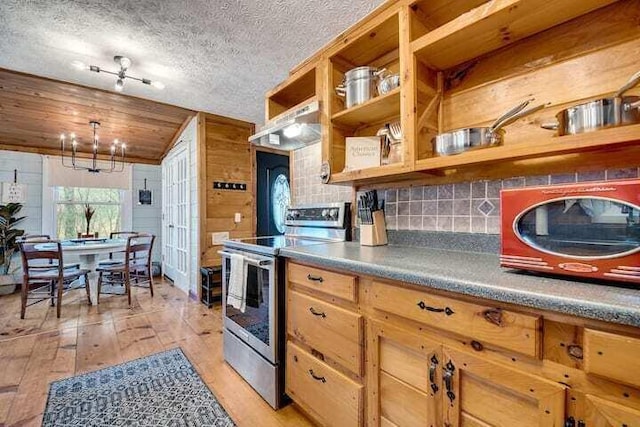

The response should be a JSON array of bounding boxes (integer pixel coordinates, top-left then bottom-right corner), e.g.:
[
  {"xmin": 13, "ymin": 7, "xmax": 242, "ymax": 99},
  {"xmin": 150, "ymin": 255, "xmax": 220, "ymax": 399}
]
[
  {"xmin": 234, "ymin": 213, "xmax": 242, "ymax": 223},
  {"xmin": 212, "ymin": 232, "xmax": 229, "ymax": 245}
]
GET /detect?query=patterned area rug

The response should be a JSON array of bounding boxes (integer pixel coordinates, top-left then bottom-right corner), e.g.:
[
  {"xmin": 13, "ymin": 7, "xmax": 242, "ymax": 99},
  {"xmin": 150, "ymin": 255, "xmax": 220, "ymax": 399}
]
[{"xmin": 43, "ymin": 348, "xmax": 235, "ymax": 427}]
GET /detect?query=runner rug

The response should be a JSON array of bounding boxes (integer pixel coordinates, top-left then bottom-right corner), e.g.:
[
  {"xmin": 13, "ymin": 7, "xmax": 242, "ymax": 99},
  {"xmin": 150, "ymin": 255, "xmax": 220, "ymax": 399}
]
[{"xmin": 42, "ymin": 347, "xmax": 235, "ymax": 426}]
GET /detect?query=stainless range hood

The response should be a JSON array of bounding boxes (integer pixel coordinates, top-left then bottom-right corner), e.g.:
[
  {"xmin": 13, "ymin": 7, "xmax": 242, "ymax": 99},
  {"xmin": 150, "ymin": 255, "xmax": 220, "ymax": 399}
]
[{"xmin": 249, "ymin": 100, "xmax": 320, "ymax": 151}]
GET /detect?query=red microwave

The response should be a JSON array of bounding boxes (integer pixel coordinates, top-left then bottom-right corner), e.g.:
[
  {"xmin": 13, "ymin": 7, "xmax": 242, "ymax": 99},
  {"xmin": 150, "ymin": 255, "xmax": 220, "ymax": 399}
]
[{"xmin": 500, "ymin": 179, "xmax": 640, "ymax": 284}]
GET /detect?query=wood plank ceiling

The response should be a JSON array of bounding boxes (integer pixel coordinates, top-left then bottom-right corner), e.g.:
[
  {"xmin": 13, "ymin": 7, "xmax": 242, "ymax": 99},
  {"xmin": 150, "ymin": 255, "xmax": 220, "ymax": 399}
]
[{"xmin": 0, "ymin": 68, "xmax": 196, "ymax": 165}]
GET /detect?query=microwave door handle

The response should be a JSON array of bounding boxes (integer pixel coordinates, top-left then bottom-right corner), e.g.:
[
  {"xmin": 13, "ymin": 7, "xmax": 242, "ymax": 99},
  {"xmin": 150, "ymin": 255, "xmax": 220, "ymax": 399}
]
[{"xmin": 217, "ymin": 250, "xmax": 272, "ymax": 267}]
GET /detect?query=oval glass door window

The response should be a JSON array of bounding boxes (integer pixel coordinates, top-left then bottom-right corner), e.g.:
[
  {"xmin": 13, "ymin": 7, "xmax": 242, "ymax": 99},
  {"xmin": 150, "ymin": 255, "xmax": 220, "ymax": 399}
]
[
  {"xmin": 515, "ymin": 197, "xmax": 640, "ymax": 259},
  {"xmin": 271, "ymin": 174, "xmax": 291, "ymax": 234}
]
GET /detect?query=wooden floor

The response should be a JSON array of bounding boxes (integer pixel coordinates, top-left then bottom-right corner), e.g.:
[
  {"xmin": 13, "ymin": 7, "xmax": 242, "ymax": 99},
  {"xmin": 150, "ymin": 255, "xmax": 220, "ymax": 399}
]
[{"xmin": 0, "ymin": 280, "xmax": 312, "ymax": 427}]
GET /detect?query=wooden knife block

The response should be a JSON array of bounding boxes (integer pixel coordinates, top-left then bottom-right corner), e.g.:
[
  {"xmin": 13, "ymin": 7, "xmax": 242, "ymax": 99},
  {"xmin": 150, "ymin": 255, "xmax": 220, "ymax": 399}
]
[{"xmin": 360, "ymin": 210, "xmax": 388, "ymax": 246}]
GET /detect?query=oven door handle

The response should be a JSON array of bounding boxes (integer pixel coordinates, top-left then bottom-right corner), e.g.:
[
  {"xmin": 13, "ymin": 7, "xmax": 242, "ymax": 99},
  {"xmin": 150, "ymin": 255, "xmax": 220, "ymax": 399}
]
[{"xmin": 217, "ymin": 250, "xmax": 273, "ymax": 267}]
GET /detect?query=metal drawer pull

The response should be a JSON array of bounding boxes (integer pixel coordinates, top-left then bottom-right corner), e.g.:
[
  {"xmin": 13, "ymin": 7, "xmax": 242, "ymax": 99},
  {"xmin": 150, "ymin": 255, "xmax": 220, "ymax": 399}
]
[
  {"xmin": 429, "ymin": 355, "xmax": 439, "ymax": 393},
  {"xmin": 308, "ymin": 369, "xmax": 326, "ymax": 383},
  {"xmin": 307, "ymin": 274, "xmax": 324, "ymax": 283},
  {"xmin": 443, "ymin": 361, "xmax": 456, "ymax": 403},
  {"xmin": 309, "ymin": 307, "xmax": 326, "ymax": 318},
  {"xmin": 417, "ymin": 301, "xmax": 454, "ymax": 316}
]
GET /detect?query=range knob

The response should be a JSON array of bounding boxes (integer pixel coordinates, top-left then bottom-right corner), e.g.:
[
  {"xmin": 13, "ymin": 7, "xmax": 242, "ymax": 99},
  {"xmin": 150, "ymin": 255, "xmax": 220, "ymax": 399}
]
[
  {"xmin": 288, "ymin": 210, "xmax": 300, "ymax": 220},
  {"xmin": 330, "ymin": 208, "xmax": 339, "ymax": 219},
  {"xmin": 321, "ymin": 209, "xmax": 329, "ymax": 218}
]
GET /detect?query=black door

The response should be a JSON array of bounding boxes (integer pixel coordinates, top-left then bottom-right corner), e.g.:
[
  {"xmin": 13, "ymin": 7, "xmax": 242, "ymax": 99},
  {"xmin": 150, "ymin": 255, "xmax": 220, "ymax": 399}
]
[{"xmin": 256, "ymin": 151, "xmax": 290, "ymax": 236}]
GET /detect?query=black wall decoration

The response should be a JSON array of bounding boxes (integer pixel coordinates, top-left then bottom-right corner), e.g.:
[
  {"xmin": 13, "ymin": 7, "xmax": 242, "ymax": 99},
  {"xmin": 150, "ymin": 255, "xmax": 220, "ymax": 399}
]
[
  {"xmin": 213, "ymin": 181, "xmax": 247, "ymax": 191},
  {"xmin": 138, "ymin": 178, "xmax": 153, "ymax": 205}
]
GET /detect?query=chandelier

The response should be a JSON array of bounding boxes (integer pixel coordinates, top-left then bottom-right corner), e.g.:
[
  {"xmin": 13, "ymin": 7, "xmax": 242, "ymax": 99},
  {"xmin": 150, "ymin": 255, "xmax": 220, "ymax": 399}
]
[
  {"xmin": 72, "ymin": 56, "xmax": 165, "ymax": 92},
  {"xmin": 59, "ymin": 121, "xmax": 126, "ymax": 173}
]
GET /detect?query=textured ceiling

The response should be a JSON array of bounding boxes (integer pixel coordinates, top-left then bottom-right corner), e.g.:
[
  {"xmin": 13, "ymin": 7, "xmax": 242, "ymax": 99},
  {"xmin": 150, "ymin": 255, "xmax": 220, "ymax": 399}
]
[{"xmin": 0, "ymin": 0, "xmax": 384, "ymax": 125}]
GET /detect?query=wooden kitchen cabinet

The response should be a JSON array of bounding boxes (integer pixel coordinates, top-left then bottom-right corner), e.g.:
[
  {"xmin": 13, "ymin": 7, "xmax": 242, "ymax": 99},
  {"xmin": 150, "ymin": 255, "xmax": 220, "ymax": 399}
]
[
  {"xmin": 287, "ymin": 290, "xmax": 364, "ymax": 375},
  {"xmin": 441, "ymin": 346, "xmax": 566, "ymax": 426},
  {"xmin": 286, "ymin": 262, "xmax": 365, "ymax": 425},
  {"xmin": 267, "ymin": 0, "xmax": 640, "ymax": 187},
  {"xmin": 367, "ymin": 320, "xmax": 441, "ymax": 426},
  {"xmin": 370, "ymin": 280, "xmax": 541, "ymax": 358},
  {"xmin": 285, "ymin": 261, "xmax": 640, "ymax": 427},
  {"xmin": 287, "ymin": 341, "xmax": 364, "ymax": 427},
  {"xmin": 567, "ymin": 390, "xmax": 640, "ymax": 427},
  {"xmin": 584, "ymin": 328, "xmax": 640, "ymax": 389}
]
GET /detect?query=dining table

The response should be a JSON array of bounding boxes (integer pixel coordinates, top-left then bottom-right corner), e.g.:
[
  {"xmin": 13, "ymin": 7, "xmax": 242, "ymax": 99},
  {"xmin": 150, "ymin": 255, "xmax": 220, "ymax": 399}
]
[{"xmin": 57, "ymin": 239, "xmax": 127, "ymax": 304}]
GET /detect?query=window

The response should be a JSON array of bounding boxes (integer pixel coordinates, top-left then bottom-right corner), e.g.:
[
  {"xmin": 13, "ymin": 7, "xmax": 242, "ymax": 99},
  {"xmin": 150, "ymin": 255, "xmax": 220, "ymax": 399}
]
[
  {"xmin": 54, "ymin": 187, "xmax": 123, "ymax": 239},
  {"xmin": 271, "ymin": 174, "xmax": 291, "ymax": 234}
]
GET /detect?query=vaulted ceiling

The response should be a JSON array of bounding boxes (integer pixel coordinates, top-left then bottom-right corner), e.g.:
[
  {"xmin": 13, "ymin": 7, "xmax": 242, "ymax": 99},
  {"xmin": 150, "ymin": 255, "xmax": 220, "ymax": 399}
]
[
  {"xmin": 0, "ymin": 68, "xmax": 195, "ymax": 164},
  {"xmin": 0, "ymin": 0, "xmax": 384, "ymax": 125}
]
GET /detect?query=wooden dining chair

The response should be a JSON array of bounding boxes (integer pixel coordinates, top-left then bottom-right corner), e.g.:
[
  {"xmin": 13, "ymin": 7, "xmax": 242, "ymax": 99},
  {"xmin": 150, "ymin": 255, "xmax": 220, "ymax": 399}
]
[
  {"xmin": 96, "ymin": 233, "xmax": 155, "ymax": 305},
  {"xmin": 17, "ymin": 235, "xmax": 80, "ymax": 271},
  {"xmin": 18, "ymin": 239, "xmax": 91, "ymax": 319},
  {"xmin": 98, "ymin": 231, "xmax": 138, "ymax": 268}
]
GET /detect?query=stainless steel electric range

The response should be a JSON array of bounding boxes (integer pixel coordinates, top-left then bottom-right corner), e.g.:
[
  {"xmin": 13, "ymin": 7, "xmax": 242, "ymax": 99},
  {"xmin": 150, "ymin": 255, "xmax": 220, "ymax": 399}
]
[{"xmin": 219, "ymin": 202, "xmax": 351, "ymax": 409}]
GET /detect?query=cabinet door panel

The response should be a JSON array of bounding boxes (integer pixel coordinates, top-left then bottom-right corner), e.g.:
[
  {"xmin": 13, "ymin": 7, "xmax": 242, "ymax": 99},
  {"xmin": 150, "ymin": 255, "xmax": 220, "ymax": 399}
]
[
  {"xmin": 368, "ymin": 320, "xmax": 441, "ymax": 427},
  {"xmin": 568, "ymin": 390, "xmax": 640, "ymax": 427},
  {"xmin": 379, "ymin": 335, "xmax": 430, "ymax": 393},
  {"xmin": 380, "ymin": 372, "xmax": 430, "ymax": 426},
  {"xmin": 442, "ymin": 347, "xmax": 566, "ymax": 427},
  {"xmin": 584, "ymin": 328, "xmax": 640, "ymax": 389}
]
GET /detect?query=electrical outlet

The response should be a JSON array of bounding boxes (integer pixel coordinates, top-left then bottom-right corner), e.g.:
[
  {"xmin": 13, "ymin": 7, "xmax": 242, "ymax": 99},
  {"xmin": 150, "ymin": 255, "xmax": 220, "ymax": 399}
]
[{"xmin": 212, "ymin": 232, "xmax": 229, "ymax": 245}]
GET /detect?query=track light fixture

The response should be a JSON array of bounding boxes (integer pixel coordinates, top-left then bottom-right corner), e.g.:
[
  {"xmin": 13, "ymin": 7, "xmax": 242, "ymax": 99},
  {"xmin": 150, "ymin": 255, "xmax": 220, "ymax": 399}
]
[{"xmin": 72, "ymin": 56, "xmax": 165, "ymax": 92}]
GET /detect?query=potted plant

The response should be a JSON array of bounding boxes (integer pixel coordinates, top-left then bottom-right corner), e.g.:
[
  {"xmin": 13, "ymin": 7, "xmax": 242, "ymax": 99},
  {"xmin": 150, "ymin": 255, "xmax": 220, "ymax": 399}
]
[
  {"xmin": 84, "ymin": 204, "xmax": 95, "ymax": 237},
  {"xmin": 0, "ymin": 203, "xmax": 25, "ymax": 295}
]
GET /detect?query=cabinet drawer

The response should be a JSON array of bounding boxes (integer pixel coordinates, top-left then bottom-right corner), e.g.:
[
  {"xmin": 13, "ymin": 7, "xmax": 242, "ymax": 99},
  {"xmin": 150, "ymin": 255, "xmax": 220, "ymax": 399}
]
[
  {"xmin": 371, "ymin": 281, "xmax": 541, "ymax": 357},
  {"xmin": 584, "ymin": 328, "xmax": 640, "ymax": 388},
  {"xmin": 288, "ymin": 290, "xmax": 363, "ymax": 375},
  {"xmin": 288, "ymin": 262, "xmax": 357, "ymax": 302},
  {"xmin": 286, "ymin": 341, "xmax": 364, "ymax": 427}
]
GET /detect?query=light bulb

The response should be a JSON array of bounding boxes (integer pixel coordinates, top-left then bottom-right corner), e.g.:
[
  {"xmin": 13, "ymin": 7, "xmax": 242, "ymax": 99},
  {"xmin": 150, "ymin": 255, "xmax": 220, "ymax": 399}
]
[
  {"xmin": 283, "ymin": 123, "xmax": 303, "ymax": 138},
  {"xmin": 115, "ymin": 78, "xmax": 124, "ymax": 92},
  {"xmin": 113, "ymin": 139, "xmax": 119, "ymax": 144},
  {"xmin": 121, "ymin": 143, "xmax": 126, "ymax": 150},
  {"xmin": 119, "ymin": 57, "xmax": 131, "ymax": 69},
  {"xmin": 60, "ymin": 134, "xmax": 65, "ymax": 140},
  {"xmin": 151, "ymin": 81, "xmax": 165, "ymax": 90},
  {"xmin": 72, "ymin": 140, "xmax": 78, "ymax": 147},
  {"xmin": 71, "ymin": 60, "xmax": 87, "ymax": 70},
  {"xmin": 70, "ymin": 133, "xmax": 75, "ymax": 139}
]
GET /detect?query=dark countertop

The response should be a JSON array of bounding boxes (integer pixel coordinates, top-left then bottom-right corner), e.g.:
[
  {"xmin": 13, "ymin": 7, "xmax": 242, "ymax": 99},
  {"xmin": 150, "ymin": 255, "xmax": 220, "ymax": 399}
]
[{"xmin": 279, "ymin": 242, "xmax": 640, "ymax": 328}]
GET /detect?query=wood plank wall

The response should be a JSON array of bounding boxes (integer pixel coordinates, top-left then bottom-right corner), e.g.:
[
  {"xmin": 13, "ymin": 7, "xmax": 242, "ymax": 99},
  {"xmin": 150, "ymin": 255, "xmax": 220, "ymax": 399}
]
[{"xmin": 199, "ymin": 112, "xmax": 255, "ymax": 267}]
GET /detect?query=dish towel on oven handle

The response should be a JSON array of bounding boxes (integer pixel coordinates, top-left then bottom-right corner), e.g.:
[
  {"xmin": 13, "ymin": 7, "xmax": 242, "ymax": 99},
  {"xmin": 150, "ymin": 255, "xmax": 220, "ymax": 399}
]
[{"xmin": 226, "ymin": 253, "xmax": 248, "ymax": 313}]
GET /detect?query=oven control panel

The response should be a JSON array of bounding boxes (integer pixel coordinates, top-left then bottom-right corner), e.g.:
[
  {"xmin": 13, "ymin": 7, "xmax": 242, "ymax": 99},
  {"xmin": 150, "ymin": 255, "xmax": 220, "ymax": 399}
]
[
  {"xmin": 286, "ymin": 207, "xmax": 339, "ymax": 221},
  {"xmin": 285, "ymin": 203, "xmax": 350, "ymax": 228}
]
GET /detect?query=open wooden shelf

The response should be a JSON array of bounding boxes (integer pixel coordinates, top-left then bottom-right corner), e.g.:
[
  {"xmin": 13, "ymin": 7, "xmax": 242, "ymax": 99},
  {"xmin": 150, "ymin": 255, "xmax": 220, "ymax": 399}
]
[
  {"xmin": 331, "ymin": 88, "xmax": 401, "ymax": 128},
  {"xmin": 266, "ymin": 66, "xmax": 317, "ymax": 121},
  {"xmin": 415, "ymin": 124, "xmax": 640, "ymax": 172},
  {"xmin": 410, "ymin": 0, "xmax": 617, "ymax": 70},
  {"xmin": 331, "ymin": 162, "xmax": 413, "ymax": 184}
]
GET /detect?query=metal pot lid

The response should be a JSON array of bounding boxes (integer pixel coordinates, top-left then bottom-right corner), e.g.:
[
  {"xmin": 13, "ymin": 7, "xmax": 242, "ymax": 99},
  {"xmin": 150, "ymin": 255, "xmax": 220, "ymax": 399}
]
[{"xmin": 344, "ymin": 66, "xmax": 379, "ymax": 80}]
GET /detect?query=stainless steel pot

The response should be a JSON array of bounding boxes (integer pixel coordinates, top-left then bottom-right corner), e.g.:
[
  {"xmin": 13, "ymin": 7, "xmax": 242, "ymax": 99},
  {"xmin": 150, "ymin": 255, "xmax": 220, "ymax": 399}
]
[
  {"xmin": 433, "ymin": 99, "xmax": 546, "ymax": 156},
  {"xmin": 542, "ymin": 70, "xmax": 640, "ymax": 135},
  {"xmin": 335, "ymin": 66, "xmax": 384, "ymax": 108}
]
